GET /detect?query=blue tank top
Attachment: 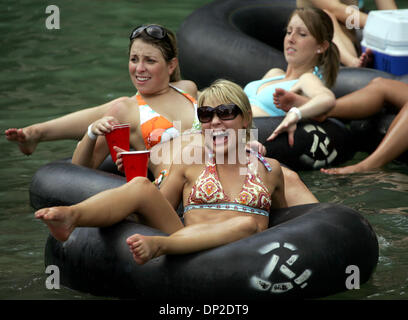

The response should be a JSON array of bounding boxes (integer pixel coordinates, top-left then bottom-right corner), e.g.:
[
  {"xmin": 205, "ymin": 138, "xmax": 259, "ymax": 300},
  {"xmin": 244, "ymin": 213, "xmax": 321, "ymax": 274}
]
[{"xmin": 244, "ymin": 75, "xmax": 298, "ymax": 117}]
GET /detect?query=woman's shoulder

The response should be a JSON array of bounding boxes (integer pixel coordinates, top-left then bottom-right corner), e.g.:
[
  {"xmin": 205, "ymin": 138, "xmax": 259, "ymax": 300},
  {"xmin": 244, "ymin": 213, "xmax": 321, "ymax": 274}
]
[
  {"xmin": 262, "ymin": 157, "xmax": 283, "ymax": 176},
  {"xmin": 167, "ymin": 152, "xmax": 205, "ymax": 179},
  {"xmin": 262, "ymin": 68, "xmax": 285, "ymax": 79},
  {"xmin": 170, "ymin": 80, "xmax": 198, "ymax": 97},
  {"xmin": 297, "ymin": 72, "xmax": 326, "ymax": 88},
  {"xmin": 104, "ymin": 96, "xmax": 140, "ymax": 124},
  {"xmin": 257, "ymin": 156, "xmax": 283, "ymax": 189},
  {"xmin": 298, "ymin": 72, "xmax": 318, "ymax": 81},
  {"xmin": 110, "ymin": 95, "xmax": 139, "ymax": 106}
]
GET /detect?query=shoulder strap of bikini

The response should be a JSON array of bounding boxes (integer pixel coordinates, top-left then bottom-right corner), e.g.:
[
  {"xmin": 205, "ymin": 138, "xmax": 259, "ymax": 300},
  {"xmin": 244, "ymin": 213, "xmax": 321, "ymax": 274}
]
[
  {"xmin": 248, "ymin": 149, "xmax": 272, "ymax": 172},
  {"xmin": 169, "ymin": 83, "xmax": 197, "ymax": 105},
  {"xmin": 135, "ymin": 92, "xmax": 145, "ymax": 106}
]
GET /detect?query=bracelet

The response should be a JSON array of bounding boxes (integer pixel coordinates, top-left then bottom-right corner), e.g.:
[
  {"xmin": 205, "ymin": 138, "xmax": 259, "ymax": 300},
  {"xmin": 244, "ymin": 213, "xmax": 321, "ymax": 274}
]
[
  {"xmin": 288, "ymin": 107, "xmax": 302, "ymax": 121},
  {"xmin": 87, "ymin": 124, "xmax": 97, "ymax": 140}
]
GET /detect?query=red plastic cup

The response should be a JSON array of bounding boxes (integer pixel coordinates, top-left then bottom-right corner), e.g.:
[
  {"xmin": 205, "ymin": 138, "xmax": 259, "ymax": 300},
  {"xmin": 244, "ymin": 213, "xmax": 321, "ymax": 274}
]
[
  {"xmin": 105, "ymin": 124, "xmax": 130, "ymax": 163},
  {"xmin": 121, "ymin": 150, "xmax": 150, "ymax": 182}
]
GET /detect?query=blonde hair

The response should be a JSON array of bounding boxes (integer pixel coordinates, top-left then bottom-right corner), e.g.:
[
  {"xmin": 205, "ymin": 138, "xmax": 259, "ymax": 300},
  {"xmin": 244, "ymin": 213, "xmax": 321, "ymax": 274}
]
[
  {"xmin": 128, "ymin": 24, "xmax": 181, "ymax": 82},
  {"xmin": 198, "ymin": 79, "xmax": 253, "ymax": 140},
  {"xmin": 291, "ymin": 8, "xmax": 340, "ymax": 88}
]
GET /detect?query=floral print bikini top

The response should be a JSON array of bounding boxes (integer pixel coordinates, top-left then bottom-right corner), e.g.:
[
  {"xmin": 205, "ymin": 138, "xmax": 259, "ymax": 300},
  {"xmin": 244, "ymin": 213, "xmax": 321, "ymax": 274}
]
[{"xmin": 184, "ymin": 151, "xmax": 273, "ymax": 217}]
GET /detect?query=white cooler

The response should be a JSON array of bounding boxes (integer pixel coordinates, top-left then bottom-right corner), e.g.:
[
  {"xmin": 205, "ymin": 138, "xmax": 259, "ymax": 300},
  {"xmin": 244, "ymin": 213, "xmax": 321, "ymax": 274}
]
[{"xmin": 361, "ymin": 9, "xmax": 408, "ymax": 75}]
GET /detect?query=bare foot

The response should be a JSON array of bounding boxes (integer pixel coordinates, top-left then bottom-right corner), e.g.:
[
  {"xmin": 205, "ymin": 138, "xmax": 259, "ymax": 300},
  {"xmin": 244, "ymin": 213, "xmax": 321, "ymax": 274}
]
[
  {"xmin": 35, "ymin": 207, "xmax": 76, "ymax": 241},
  {"xmin": 273, "ymin": 88, "xmax": 308, "ymax": 112},
  {"xmin": 126, "ymin": 234, "xmax": 161, "ymax": 265},
  {"xmin": 5, "ymin": 127, "xmax": 39, "ymax": 155},
  {"xmin": 320, "ymin": 164, "xmax": 366, "ymax": 175},
  {"xmin": 358, "ymin": 48, "xmax": 374, "ymax": 68}
]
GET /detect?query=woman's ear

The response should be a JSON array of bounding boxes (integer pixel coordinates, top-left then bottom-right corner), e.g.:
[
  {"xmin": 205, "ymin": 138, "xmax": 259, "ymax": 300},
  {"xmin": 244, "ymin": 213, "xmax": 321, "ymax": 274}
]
[
  {"xmin": 320, "ymin": 40, "xmax": 330, "ymax": 53},
  {"xmin": 168, "ymin": 57, "xmax": 178, "ymax": 76}
]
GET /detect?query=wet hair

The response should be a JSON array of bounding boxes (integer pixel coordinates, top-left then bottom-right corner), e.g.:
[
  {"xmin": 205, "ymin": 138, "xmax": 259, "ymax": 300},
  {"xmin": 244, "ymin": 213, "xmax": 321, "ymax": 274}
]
[
  {"xmin": 128, "ymin": 24, "xmax": 181, "ymax": 82},
  {"xmin": 198, "ymin": 79, "xmax": 253, "ymax": 140},
  {"xmin": 290, "ymin": 8, "xmax": 340, "ymax": 88}
]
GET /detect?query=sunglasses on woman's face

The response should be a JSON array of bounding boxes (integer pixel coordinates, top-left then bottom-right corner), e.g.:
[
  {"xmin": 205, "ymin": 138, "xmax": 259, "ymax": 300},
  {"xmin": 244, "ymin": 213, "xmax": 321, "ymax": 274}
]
[
  {"xmin": 197, "ymin": 104, "xmax": 242, "ymax": 123},
  {"xmin": 129, "ymin": 25, "xmax": 167, "ymax": 41}
]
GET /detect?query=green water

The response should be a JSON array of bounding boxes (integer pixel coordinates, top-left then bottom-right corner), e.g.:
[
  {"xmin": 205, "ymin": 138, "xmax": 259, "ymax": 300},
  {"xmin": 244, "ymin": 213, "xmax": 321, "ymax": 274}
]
[{"xmin": 1, "ymin": 0, "xmax": 407, "ymax": 300}]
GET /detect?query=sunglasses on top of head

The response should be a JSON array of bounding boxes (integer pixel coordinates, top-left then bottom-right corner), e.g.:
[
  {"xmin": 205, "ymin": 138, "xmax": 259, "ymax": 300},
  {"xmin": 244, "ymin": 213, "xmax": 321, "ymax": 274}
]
[
  {"xmin": 129, "ymin": 24, "xmax": 168, "ymax": 41},
  {"xmin": 197, "ymin": 104, "xmax": 242, "ymax": 123}
]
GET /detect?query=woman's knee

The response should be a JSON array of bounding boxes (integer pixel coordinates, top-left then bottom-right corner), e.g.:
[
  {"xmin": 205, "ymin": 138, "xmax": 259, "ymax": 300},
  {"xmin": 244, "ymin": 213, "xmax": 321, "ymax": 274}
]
[
  {"xmin": 282, "ymin": 167, "xmax": 301, "ymax": 186},
  {"xmin": 125, "ymin": 177, "xmax": 160, "ymax": 212},
  {"xmin": 368, "ymin": 77, "xmax": 408, "ymax": 102},
  {"xmin": 369, "ymin": 77, "xmax": 392, "ymax": 90},
  {"xmin": 127, "ymin": 176, "xmax": 155, "ymax": 194},
  {"xmin": 281, "ymin": 167, "xmax": 318, "ymax": 205}
]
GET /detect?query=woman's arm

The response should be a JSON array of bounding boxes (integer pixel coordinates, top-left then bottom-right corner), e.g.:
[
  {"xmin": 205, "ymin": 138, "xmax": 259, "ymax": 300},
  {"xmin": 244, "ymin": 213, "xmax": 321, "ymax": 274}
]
[
  {"xmin": 308, "ymin": 0, "xmax": 367, "ymax": 27},
  {"xmin": 158, "ymin": 162, "xmax": 187, "ymax": 209},
  {"xmin": 267, "ymin": 73, "xmax": 335, "ymax": 145},
  {"xmin": 71, "ymin": 116, "xmax": 118, "ymax": 168},
  {"xmin": 5, "ymin": 96, "xmax": 130, "ymax": 156},
  {"xmin": 293, "ymin": 73, "xmax": 336, "ymax": 118},
  {"xmin": 268, "ymin": 159, "xmax": 288, "ymax": 209}
]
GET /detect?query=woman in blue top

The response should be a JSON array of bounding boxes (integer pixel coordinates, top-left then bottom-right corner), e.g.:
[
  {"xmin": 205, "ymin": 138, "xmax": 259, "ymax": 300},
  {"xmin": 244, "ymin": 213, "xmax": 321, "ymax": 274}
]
[{"xmin": 244, "ymin": 7, "xmax": 340, "ymax": 147}]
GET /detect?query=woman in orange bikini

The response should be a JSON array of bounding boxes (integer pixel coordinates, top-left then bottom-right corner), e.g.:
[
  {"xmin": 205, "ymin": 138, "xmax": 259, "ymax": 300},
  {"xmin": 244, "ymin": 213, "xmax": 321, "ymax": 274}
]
[
  {"xmin": 34, "ymin": 80, "xmax": 287, "ymax": 265},
  {"xmin": 5, "ymin": 25, "xmax": 200, "ymax": 175}
]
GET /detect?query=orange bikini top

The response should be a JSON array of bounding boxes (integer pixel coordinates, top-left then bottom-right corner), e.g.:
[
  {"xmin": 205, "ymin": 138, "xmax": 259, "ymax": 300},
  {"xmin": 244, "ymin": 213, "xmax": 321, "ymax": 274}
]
[
  {"xmin": 137, "ymin": 85, "xmax": 201, "ymax": 150},
  {"xmin": 184, "ymin": 151, "xmax": 272, "ymax": 217}
]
